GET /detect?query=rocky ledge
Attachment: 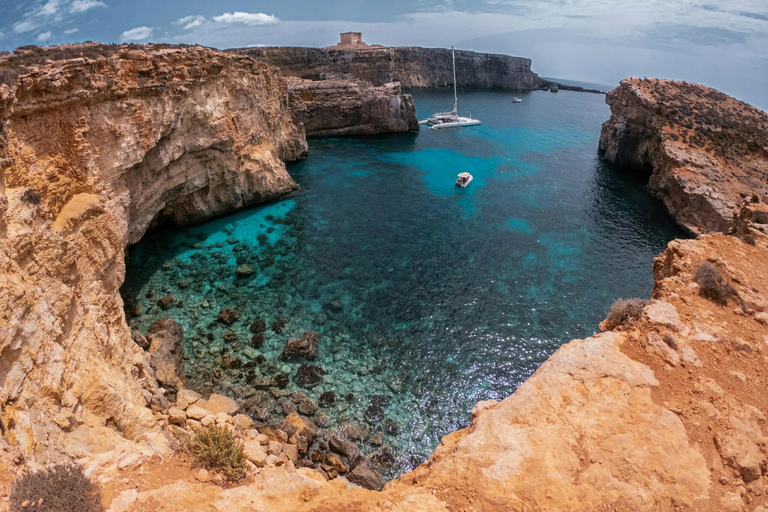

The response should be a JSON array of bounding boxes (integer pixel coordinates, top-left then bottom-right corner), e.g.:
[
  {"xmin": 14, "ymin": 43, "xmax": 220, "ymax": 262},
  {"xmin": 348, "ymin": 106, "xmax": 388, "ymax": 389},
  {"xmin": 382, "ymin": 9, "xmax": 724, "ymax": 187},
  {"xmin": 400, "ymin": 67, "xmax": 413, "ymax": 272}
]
[
  {"xmin": 234, "ymin": 46, "xmax": 542, "ymax": 90},
  {"xmin": 0, "ymin": 42, "xmax": 306, "ymax": 469},
  {"xmin": 599, "ymin": 78, "xmax": 768, "ymax": 234},
  {"xmin": 286, "ymin": 77, "xmax": 418, "ymax": 137}
]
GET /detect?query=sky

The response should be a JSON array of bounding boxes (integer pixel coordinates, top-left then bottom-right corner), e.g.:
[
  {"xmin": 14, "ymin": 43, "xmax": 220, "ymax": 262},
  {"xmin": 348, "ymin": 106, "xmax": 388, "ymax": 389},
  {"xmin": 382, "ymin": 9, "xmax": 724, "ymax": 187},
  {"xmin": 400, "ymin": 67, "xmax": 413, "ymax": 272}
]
[{"xmin": 1, "ymin": 0, "xmax": 766, "ymax": 109}]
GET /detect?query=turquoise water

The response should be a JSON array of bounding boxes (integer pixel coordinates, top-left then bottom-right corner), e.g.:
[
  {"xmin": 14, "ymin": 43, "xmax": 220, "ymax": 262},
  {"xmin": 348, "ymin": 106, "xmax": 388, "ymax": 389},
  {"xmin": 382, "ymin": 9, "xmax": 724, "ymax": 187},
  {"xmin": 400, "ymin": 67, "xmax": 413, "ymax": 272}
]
[{"xmin": 122, "ymin": 87, "xmax": 684, "ymax": 478}]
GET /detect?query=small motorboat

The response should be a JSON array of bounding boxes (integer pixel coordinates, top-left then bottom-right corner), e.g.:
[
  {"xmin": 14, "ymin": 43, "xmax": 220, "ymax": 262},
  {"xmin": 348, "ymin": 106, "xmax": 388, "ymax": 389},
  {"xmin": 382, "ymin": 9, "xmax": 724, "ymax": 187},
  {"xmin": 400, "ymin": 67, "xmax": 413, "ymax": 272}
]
[
  {"xmin": 455, "ymin": 172, "xmax": 473, "ymax": 187},
  {"xmin": 512, "ymin": 97, "xmax": 522, "ymax": 103}
]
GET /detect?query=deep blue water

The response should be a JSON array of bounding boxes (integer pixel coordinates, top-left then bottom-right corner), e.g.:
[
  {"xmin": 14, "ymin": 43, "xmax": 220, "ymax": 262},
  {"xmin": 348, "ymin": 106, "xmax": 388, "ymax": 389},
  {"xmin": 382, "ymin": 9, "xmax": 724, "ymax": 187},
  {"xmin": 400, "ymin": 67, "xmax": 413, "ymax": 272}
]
[{"xmin": 122, "ymin": 87, "xmax": 684, "ymax": 478}]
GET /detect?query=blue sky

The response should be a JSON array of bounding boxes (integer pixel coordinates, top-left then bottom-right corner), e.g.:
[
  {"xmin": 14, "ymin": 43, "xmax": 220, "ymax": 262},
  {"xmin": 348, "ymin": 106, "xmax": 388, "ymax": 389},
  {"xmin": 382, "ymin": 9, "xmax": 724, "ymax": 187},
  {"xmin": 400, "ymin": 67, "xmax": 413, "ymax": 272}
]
[{"xmin": 1, "ymin": 0, "xmax": 766, "ymax": 108}]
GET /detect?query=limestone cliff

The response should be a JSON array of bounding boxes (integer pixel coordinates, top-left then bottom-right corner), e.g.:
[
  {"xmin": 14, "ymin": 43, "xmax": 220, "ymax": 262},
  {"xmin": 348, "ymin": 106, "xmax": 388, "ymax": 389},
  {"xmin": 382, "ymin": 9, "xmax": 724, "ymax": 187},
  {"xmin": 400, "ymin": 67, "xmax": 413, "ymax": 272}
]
[
  {"xmin": 600, "ymin": 78, "xmax": 768, "ymax": 234},
  {"xmin": 0, "ymin": 43, "xmax": 306, "ymax": 465},
  {"xmin": 234, "ymin": 46, "xmax": 542, "ymax": 90},
  {"xmin": 286, "ymin": 77, "xmax": 419, "ymax": 137}
]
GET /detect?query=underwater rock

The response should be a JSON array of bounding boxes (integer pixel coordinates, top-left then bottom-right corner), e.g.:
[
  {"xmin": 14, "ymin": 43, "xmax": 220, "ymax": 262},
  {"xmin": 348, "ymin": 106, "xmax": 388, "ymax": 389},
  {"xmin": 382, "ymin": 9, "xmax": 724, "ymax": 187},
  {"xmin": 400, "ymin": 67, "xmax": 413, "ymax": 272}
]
[
  {"xmin": 370, "ymin": 433, "xmax": 383, "ymax": 446},
  {"xmin": 250, "ymin": 334, "xmax": 265, "ymax": 348},
  {"xmin": 324, "ymin": 300, "xmax": 344, "ymax": 314},
  {"xmin": 383, "ymin": 418, "xmax": 401, "ymax": 436},
  {"xmin": 297, "ymin": 396, "xmax": 318, "ymax": 416},
  {"xmin": 223, "ymin": 330, "xmax": 238, "ymax": 342},
  {"xmin": 249, "ymin": 318, "xmax": 268, "ymax": 333},
  {"xmin": 282, "ymin": 331, "xmax": 320, "ymax": 360},
  {"xmin": 220, "ymin": 356, "xmax": 242, "ymax": 369},
  {"xmin": 329, "ymin": 435, "xmax": 360, "ymax": 460},
  {"xmin": 319, "ymin": 391, "xmax": 336, "ymax": 407},
  {"xmin": 364, "ymin": 405, "xmax": 385, "ymax": 423},
  {"xmin": 157, "ymin": 294, "xmax": 176, "ymax": 310},
  {"xmin": 236, "ymin": 264, "xmax": 256, "ymax": 278},
  {"xmin": 295, "ymin": 364, "xmax": 325, "ymax": 388},
  {"xmin": 217, "ymin": 308, "xmax": 241, "ymax": 325},
  {"xmin": 273, "ymin": 374, "xmax": 290, "ymax": 388},
  {"xmin": 272, "ymin": 317, "xmax": 289, "ymax": 333}
]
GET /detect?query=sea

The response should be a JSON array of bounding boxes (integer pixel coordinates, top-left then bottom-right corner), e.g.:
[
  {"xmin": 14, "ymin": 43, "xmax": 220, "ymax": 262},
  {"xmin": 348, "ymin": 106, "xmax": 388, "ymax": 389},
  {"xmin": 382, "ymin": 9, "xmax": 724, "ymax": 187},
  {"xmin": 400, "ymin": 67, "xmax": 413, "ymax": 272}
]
[{"xmin": 122, "ymin": 82, "xmax": 685, "ymax": 478}]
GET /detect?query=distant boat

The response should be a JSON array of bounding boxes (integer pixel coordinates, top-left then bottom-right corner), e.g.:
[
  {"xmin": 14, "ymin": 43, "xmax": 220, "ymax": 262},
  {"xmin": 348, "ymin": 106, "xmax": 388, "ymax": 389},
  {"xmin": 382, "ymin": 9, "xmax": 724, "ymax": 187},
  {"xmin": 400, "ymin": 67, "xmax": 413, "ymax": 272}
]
[
  {"xmin": 512, "ymin": 73, "xmax": 523, "ymax": 103},
  {"xmin": 455, "ymin": 172, "xmax": 473, "ymax": 187},
  {"xmin": 419, "ymin": 47, "xmax": 481, "ymax": 130},
  {"xmin": 512, "ymin": 97, "xmax": 522, "ymax": 103}
]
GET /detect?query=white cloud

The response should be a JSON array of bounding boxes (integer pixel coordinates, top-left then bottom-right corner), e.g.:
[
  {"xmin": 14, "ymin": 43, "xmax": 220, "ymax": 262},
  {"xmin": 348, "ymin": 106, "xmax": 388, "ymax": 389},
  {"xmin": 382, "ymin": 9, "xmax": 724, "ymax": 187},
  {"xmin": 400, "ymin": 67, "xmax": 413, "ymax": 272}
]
[
  {"xmin": 212, "ymin": 12, "xmax": 278, "ymax": 26},
  {"xmin": 36, "ymin": 31, "xmax": 53, "ymax": 42},
  {"xmin": 69, "ymin": 0, "xmax": 106, "ymax": 13},
  {"xmin": 175, "ymin": 15, "xmax": 205, "ymax": 30},
  {"xmin": 121, "ymin": 26, "xmax": 153, "ymax": 41},
  {"xmin": 64, "ymin": 27, "xmax": 80, "ymax": 35},
  {"xmin": 13, "ymin": 19, "xmax": 40, "ymax": 34},
  {"xmin": 39, "ymin": 0, "xmax": 61, "ymax": 17}
]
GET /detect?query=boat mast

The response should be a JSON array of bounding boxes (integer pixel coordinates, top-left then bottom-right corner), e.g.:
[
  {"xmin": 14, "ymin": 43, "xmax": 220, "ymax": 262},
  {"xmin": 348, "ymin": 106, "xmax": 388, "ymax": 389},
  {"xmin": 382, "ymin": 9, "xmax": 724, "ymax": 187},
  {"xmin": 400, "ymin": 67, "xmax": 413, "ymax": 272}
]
[{"xmin": 452, "ymin": 46, "xmax": 458, "ymax": 114}]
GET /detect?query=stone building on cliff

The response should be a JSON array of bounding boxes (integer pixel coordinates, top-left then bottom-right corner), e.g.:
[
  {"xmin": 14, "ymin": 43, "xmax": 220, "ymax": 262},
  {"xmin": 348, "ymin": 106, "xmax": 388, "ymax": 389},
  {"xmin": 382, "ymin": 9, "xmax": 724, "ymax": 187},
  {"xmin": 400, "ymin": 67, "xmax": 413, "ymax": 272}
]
[{"xmin": 328, "ymin": 32, "xmax": 382, "ymax": 50}]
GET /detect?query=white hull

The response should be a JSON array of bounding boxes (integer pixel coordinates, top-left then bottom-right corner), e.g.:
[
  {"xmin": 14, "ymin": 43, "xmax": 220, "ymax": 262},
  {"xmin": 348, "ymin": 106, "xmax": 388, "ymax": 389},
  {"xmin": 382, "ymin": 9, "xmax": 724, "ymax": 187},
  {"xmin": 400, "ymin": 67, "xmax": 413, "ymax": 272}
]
[
  {"xmin": 431, "ymin": 119, "xmax": 482, "ymax": 129},
  {"xmin": 512, "ymin": 97, "xmax": 522, "ymax": 103},
  {"xmin": 456, "ymin": 175, "xmax": 473, "ymax": 187}
]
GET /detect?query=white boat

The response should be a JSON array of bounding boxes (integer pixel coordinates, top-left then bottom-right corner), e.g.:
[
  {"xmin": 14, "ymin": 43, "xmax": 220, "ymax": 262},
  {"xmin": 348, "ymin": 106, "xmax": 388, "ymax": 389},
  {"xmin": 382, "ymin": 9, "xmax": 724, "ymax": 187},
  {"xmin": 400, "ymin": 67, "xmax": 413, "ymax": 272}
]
[
  {"xmin": 419, "ymin": 47, "xmax": 481, "ymax": 130},
  {"xmin": 512, "ymin": 97, "xmax": 522, "ymax": 103},
  {"xmin": 455, "ymin": 172, "xmax": 473, "ymax": 187},
  {"xmin": 511, "ymin": 74, "xmax": 523, "ymax": 103}
]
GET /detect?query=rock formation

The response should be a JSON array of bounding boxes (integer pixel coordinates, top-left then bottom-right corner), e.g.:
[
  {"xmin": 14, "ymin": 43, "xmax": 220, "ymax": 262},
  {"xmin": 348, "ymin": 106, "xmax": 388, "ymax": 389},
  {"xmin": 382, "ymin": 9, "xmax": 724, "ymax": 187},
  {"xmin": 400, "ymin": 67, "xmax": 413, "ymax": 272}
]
[
  {"xmin": 234, "ymin": 46, "xmax": 542, "ymax": 90},
  {"xmin": 0, "ymin": 43, "xmax": 306, "ymax": 467},
  {"xmin": 600, "ymin": 78, "xmax": 768, "ymax": 234},
  {"xmin": 286, "ymin": 77, "xmax": 419, "ymax": 136}
]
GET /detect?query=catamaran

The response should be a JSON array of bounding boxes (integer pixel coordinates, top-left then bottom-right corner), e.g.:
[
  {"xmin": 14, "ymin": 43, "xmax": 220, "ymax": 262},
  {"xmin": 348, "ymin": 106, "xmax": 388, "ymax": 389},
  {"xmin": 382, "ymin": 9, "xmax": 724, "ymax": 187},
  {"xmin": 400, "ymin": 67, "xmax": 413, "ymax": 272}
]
[{"xmin": 418, "ymin": 46, "xmax": 481, "ymax": 130}]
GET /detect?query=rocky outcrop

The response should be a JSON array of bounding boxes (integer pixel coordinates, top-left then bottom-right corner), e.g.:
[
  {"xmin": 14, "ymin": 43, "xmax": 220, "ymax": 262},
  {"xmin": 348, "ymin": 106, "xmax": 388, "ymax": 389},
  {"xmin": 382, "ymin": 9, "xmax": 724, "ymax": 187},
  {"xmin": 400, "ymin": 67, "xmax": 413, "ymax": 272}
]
[
  {"xmin": 0, "ymin": 43, "xmax": 306, "ymax": 465},
  {"xmin": 234, "ymin": 46, "xmax": 542, "ymax": 90},
  {"xmin": 287, "ymin": 77, "xmax": 418, "ymax": 136},
  {"xmin": 599, "ymin": 78, "xmax": 768, "ymax": 234}
]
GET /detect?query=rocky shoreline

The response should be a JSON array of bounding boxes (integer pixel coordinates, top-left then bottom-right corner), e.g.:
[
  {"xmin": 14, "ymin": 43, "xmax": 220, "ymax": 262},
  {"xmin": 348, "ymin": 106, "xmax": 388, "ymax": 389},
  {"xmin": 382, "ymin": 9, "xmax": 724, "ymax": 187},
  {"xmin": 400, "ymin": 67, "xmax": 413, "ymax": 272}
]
[
  {"xmin": 2, "ymin": 43, "xmax": 768, "ymax": 512},
  {"xmin": 600, "ymin": 78, "xmax": 768, "ymax": 234}
]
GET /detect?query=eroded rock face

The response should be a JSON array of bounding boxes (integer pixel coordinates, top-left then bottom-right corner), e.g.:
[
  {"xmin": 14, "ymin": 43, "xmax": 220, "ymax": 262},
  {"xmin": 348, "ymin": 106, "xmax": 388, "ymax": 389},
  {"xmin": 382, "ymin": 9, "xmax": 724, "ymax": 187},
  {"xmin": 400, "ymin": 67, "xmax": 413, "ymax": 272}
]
[
  {"xmin": 287, "ymin": 77, "xmax": 419, "ymax": 137},
  {"xmin": 234, "ymin": 46, "xmax": 542, "ymax": 90},
  {"xmin": 0, "ymin": 43, "xmax": 306, "ymax": 462},
  {"xmin": 599, "ymin": 78, "xmax": 768, "ymax": 234}
]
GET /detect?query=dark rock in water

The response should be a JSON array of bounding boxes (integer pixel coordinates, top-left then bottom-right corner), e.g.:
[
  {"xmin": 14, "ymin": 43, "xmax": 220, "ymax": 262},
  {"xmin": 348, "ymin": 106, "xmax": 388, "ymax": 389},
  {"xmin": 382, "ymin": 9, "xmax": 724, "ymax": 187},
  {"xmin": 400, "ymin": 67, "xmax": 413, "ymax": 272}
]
[
  {"xmin": 340, "ymin": 422, "xmax": 367, "ymax": 441},
  {"xmin": 324, "ymin": 299, "xmax": 344, "ymax": 314},
  {"xmin": 297, "ymin": 396, "xmax": 318, "ymax": 416},
  {"xmin": 369, "ymin": 432, "xmax": 383, "ymax": 446},
  {"xmin": 127, "ymin": 303, "xmax": 142, "ymax": 317},
  {"xmin": 295, "ymin": 364, "xmax": 324, "ymax": 388},
  {"xmin": 223, "ymin": 330, "xmax": 238, "ymax": 342},
  {"xmin": 132, "ymin": 330, "xmax": 150, "ymax": 350},
  {"xmin": 146, "ymin": 318, "xmax": 184, "ymax": 391},
  {"xmin": 157, "ymin": 294, "xmax": 175, "ymax": 310},
  {"xmin": 329, "ymin": 435, "xmax": 359, "ymax": 459},
  {"xmin": 282, "ymin": 331, "xmax": 319, "ymax": 360},
  {"xmin": 319, "ymin": 391, "xmax": 336, "ymax": 407},
  {"xmin": 273, "ymin": 373, "xmax": 290, "ymax": 388},
  {"xmin": 282, "ymin": 399, "xmax": 298, "ymax": 415},
  {"xmin": 406, "ymin": 453, "xmax": 427, "ymax": 470},
  {"xmin": 370, "ymin": 394, "xmax": 390, "ymax": 407},
  {"xmin": 249, "ymin": 318, "xmax": 267, "ymax": 333},
  {"xmin": 221, "ymin": 356, "xmax": 242, "ymax": 369},
  {"xmin": 313, "ymin": 410, "xmax": 329, "ymax": 427},
  {"xmin": 250, "ymin": 333, "xmax": 264, "ymax": 348},
  {"xmin": 217, "ymin": 308, "xmax": 240, "ymax": 325},
  {"xmin": 312, "ymin": 312, "xmax": 327, "ymax": 325},
  {"xmin": 383, "ymin": 418, "xmax": 401, "ymax": 436},
  {"xmin": 206, "ymin": 332, "xmax": 215, "ymax": 341},
  {"xmin": 369, "ymin": 446, "xmax": 397, "ymax": 473},
  {"xmin": 254, "ymin": 355, "xmax": 268, "ymax": 365},
  {"xmin": 364, "ymin": 405, "xmax": 385, "ymax": 423},
  {"xmin": 347, "ymin": 462, "xmax": 384, "ymax": 491},
  {"xmin": 272, "ymin": 317, "xmax": 288, "ymax": 333},
  {"xmin": 178, "ymin": 280, "xmax": 191, "ymax": 289},
  {"xmin": 236, "ymin": 264, "xmax": 255, "ymax": 278}
]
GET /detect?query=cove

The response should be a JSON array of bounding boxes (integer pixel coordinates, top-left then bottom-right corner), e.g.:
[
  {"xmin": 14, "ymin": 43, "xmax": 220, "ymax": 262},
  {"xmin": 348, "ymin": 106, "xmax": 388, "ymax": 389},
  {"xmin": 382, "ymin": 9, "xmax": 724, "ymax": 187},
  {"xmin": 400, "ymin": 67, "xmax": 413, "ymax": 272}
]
[{"xmin": 121, "ymin": 86, "xmax": 685, "ymax": 478}]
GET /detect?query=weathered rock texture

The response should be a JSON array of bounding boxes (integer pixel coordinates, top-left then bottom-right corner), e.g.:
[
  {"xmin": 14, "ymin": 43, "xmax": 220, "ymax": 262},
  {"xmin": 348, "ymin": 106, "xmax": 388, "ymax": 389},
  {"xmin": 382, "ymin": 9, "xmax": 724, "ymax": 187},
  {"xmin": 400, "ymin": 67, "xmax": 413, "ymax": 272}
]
[
  {"xmin": 0, "ymin": 43, "xmax": 306, "ymax": 464},
  {"xmin": 287, "ymin": 77, "xmax": 419, "ymax": 136},
  {"xmin": 600, "ymin": 78, "xmax": 768, "ymax": 234},
  {"xmin": 234, "ymin": 46, "xmax": 542, "ymax": 90}
]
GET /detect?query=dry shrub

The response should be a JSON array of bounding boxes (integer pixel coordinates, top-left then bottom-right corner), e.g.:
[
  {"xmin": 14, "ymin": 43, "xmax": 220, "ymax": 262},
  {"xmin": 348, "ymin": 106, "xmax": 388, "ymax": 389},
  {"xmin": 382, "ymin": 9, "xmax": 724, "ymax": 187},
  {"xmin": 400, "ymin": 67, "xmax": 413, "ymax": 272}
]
[
  {"xmin": 9, "ymin": 464, "xmax": 103, "ymax": 512},
  {"xmin": 605, "ymin": 298, "xmax": 649, "ymax": 329},
  {"xmin": 693, "ymin": 262, "xmax": 737, "ymax": 305},
  {"xmin": 189, "ymin": 424, "xmax": 246, "ymax": 483}
]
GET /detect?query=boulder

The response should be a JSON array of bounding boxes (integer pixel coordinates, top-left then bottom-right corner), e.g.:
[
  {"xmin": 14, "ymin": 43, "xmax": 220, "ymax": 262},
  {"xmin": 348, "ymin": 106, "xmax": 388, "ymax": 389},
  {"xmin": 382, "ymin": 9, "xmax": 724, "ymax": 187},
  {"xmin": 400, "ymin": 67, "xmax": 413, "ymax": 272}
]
[
  {"xmin": 644, "ymin": 301, "xmax": 684, "ymax": 332},
  {"xmin": 168, "ymin": 406, "xmax": 187, "ymax": 425},
  {"xmin": 243, "ymin": 440, "xmax": 267, "ymax": 467},
  {"xmin": 295, "ymin": 364, "xmax": 325, "ymax": 388},
  {"xmin": 147, "ymin": 318, "xmax": 184, "ymax": 391},
  {"xmin": 157, "ymin": 294, "xmax": 176, "ymax": 310},
  {"xmin": 186, "ymin": 405, "xmax": 208, "ymax": 420},
  {"xmin": 176, "ymin": 388, "xmax": 202, "ymax": 410},
  {"xmin": 204, "ymin": 393, "xmax": 240, "ymax": 415},
  {"xmin": 329, "ymin": 435, "xmax": 359, "ymax": 459},
  {"xmin": 282, "ymin": 413, "xmax": 317, "ymax": 454},
  {"xmin": 283, "ymin": 331, "xmax": 320, "ymax": 360},
  {"xmin": 132, "ymin": 330, "xmax": 150, "ymax": 350},
  {"xmin": 236, "ymin": 264, "xmax": 256, "ymax": 278},
  {"xmin": 217, "ymin": 308, "xmax": 241, "ymax": 325},
  {"xmin": 249, "ymin": 318, "xmax": 267, "ymax": 333},
  {"xmin": 347, "ymin": 462, "xmax": 384, "ymax": 491}
]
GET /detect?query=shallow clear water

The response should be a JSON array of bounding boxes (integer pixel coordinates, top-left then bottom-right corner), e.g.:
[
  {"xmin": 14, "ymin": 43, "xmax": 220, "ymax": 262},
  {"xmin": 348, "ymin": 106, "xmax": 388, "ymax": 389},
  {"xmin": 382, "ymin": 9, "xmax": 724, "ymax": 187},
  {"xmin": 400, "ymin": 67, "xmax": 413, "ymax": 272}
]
[{"xmin": 122, "ymin": 87, "xmax": 684, "ymax": 478}]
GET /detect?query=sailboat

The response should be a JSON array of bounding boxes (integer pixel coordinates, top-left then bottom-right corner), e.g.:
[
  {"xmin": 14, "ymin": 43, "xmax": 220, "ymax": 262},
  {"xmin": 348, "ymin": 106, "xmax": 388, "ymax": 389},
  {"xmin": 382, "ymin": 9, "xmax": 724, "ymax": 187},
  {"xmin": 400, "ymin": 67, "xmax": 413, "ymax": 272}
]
[
  {"xmin": 512, "ymin": 73, "xmax": 523, "ymax": 103},
  {"xmin": 418, "ymin": 47, "xmax": 481, "ymax": 130}
]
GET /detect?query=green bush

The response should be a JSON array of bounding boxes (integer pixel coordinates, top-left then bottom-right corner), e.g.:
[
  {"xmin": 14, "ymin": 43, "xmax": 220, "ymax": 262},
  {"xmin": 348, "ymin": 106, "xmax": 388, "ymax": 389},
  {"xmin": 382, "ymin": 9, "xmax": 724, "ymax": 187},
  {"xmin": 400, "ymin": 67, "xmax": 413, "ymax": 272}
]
[
  {"xmin": 190, "ymin": 424, "xmax": 247, "ymax": 483},
  {"xmin": 605, "ymin": 298, "xmax": 649, "ymax": 329},
  {"xmin": 694, "ymin": 262, "xmax": 737, "ymax": 305},
  {"xmin": 10, "ymin": 464, "xmax": 103, "ymax": 512}
]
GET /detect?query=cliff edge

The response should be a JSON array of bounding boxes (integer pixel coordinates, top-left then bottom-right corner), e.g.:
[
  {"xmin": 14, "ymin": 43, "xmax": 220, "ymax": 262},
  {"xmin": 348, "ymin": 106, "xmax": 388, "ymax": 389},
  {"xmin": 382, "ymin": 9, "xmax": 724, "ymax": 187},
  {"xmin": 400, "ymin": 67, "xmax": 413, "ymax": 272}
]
[
  {"xmin": 599, "ymin": 78, "xmax": 768, "ymax": 234},
  {"xmin": 234, "ymin": 46, "xmax": 542, "ymax": 90},
  {"xmin": 0, "ymin": 43, "xmax": 306, "ymax": 469}
]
